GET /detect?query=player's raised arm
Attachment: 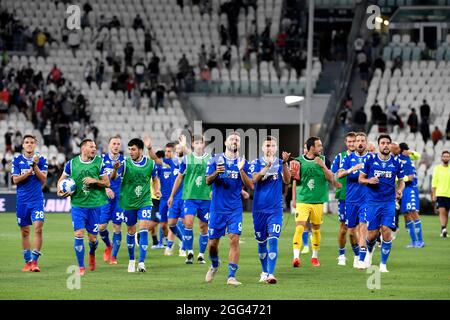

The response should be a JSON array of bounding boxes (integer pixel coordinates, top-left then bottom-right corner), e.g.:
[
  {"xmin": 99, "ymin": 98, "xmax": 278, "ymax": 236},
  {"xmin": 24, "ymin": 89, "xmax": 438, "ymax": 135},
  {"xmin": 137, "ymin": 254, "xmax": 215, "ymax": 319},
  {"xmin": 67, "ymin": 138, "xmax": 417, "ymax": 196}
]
[
  {"xmin": 32, "ymin": 154, "xmax": 48, "ymax": 185},
  {"xmin": 110, "ymin": 160, "xmax": 122, "ymax": 180},
  {"xmin": 179, "ymin": 134, "xmax": 191, "ymax": 156},
  {"xmin": 281, "ymin": 151, "xmax": 291, "ymax": 184},
  {"xmin": 251, "ymin": 159, "xmax": 271, "ymax": 183},
  {"xmin": 337, "ymin": 155, "xmax": 364, "ymax": 179},
  {"xmin": 238, "ymin": 157, "xmax": 253, "ymax": 190},
  {"xmin": 315, "ymin": 156, "xmax": 334, "ymax": 182},
  {"xmin": 143, "ymin": 135, "xmax": 163, "ymax": 166}
]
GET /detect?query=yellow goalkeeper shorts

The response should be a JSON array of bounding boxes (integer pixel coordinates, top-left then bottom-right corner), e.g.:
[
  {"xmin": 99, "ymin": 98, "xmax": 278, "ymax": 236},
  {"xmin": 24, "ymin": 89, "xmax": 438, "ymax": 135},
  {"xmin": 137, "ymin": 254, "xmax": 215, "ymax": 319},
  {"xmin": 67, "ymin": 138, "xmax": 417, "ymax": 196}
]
[{"xmin": 295, "ymin": 203, "xmax": 324, "ymax": 225}]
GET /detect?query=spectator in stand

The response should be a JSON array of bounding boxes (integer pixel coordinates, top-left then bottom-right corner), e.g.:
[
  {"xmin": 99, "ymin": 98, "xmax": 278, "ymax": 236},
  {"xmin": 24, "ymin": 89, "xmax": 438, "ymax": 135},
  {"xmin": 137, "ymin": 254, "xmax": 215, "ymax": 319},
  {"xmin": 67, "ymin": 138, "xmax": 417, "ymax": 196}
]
[
  {"xmin": 132, "ymin": 88, "xmax": 141, "ymax": 111},
  {"xmin": 132, "ymin": 14, "xmax": 145, "ymax": 30},
  {"xmin": 13, "ymin": 130, "xmax": 22, "ymax": 153},
  {"xmin": 357, "ymin": 50, "xmax": 369, "ymax": 92},
  {"xmin": 420, "ymin": 120, "xmax": 430, "ymax": 143},
  {"xmin": 95, "ymin": 59, "xmax": 105, "ymax": 88},
  {"xmin": 134, "ymin": 58, "xmax": 146, "ymax": 85},
  {"xmin": 387, "ymin": 100, "xmax": 402, "ymax": 131},
  {"xmin": 392, "ymin": 55, "xmax": 402, "ymax": 72},
  {"xmin": 126, "ymin": 74, "xmax": 136, "ymax": 99},
  {"xmin": 207, "ymin": 45, "xmax": 218, "ymax": 70},
  {"xmin": 378, "ymin": 112, "xmax": 388, "ymax": 133},
  {"xmin": 177, "ymin": 54, "xmax": 190, "ymax": 88},
  {"xmin": 353, "ymin": 107, "xmax": 367, "ymax": 132},
  {"xmin": 155, "ymin": 83, "xmax": 166, "ymax": 111},
  {"xmin": 97, "ymin": 14, "xmax": 108, "ymax": 31},
  {"xmin": 446, "ymin": 115, "xmax": 450, "ymax": 140},
  {"xmin": 432, "ymin": 126, "xmax": 443, "ymax": 146},
  {"xmin": 124, "ymin": 42, "xmax": 134, "ymax": 67},
  {"xmin": 43, "ymin": 120, "xmax": 53, "ymax": 146},
  {"xmin": 373, "ymin": 57, "xmax": 385, "ymax": 73},
  {"xmin": 46, "ymin": 156, "xmax": 59, "ymax": 189},
  {"xmin": 109, "ymin": 15, "xmax": 121, "ymax": 29},
  {"xmin": 68, "ymin": 30, "xmax": 81, "ymax": 57},
  {"xmin": 4, "ymin": 127, "xmax": 13, "ymax": 152},
  {"xmin": 48, "ymin": 64, "xmax": 62, "ymax": 85},
  {"xmin": 144, "ymin": 29, "xmax": 153, "ymax": 53},
  {"xmin": 220, "ymin": 24, "xmax": 229, "ymax": 46},
  {"xmin": 35, "ymin": 28, "xmax": 46, "ymax": 57},
  {"xmin": 370, "ymin": 99, "xmax": 382, "ymax": 125},
  {"xmin": 84, "ymin": 61, "xmax": 94, "ymax": 86},
  {"xmin": 2, "ymin": 149, "xmax": 13, "ymax": 186},
  {"xmin": 407, "ymin": 108, "xmax": 419, "ymax": 133},
  {"xmin": 198, "ymin": 44, "xmax": 207, "ymax": 69},
  {"xmin": 222, "ymin": 47, "xmax": 231, "ymax": 70},
  {"xmin": 420, "ymin": 99, "xmax": 431, "ymax": 124},
  {"xmin": 148, "ymin": 54, "xmax": 160, "ymax": 86},
  {"xmin": 83, "ymin": 2, "xmax": 93, "ymax": 14}
]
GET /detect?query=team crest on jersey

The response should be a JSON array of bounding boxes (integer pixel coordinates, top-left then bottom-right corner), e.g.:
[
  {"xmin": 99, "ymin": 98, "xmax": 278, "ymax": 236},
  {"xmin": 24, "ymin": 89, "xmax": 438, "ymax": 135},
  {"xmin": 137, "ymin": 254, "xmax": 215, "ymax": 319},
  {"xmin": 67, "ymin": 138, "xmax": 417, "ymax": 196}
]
[
  {"xmin": 307, "ymin": 179, "xmax": 315, "ymax": 190},
  {"xmin": 382, "ymin": 162, "xmax": 386, "ymax": 168},
  {"xmin": 195, "ymin": 176, "xmax": 202, "ymax": 187},
  {"xmin": 135, "ymin": 185, "xmax": 143, "ymax": 197},
  {"xmin": 164, "ymin": 171, "xmax": 171, "ymax": 179}
]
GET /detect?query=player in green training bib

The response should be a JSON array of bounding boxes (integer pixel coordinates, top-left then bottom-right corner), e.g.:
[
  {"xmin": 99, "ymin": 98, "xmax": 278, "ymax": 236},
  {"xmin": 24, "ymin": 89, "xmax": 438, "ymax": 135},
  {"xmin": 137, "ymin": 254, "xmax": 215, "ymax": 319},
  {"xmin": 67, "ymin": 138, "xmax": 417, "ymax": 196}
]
[
  {"xmin": 110, "ymin": 138, "xmax": 160, "ymax": 273},
  {"xmin": 168, "ymin": 134, "xmax": 211, "ymax": 264},
  {"xmin": 291, "ymin": 136, "xmax": 334, "ymax": 268},
  {"xmin": 57, "ymin": 139, "xmax": 110, "ymax": 276}
]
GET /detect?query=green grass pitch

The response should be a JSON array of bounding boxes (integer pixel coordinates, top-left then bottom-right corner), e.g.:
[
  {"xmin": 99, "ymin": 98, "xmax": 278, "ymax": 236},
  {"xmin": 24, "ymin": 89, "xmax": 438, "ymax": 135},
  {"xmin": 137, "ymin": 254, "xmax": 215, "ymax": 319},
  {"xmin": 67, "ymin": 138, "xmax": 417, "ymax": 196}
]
[{"xmin": 0, "ymin": 213, "xmax": 449, "ymax": 300}]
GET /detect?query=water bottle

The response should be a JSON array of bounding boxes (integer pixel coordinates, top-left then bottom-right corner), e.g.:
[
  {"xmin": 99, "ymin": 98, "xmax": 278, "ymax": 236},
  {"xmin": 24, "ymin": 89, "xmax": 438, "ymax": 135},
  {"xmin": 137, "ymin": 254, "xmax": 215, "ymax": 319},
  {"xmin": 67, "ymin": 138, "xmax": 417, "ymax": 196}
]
[{"xmin": 217, "ymin": 155, "xmax": 225, "ymax": 178}]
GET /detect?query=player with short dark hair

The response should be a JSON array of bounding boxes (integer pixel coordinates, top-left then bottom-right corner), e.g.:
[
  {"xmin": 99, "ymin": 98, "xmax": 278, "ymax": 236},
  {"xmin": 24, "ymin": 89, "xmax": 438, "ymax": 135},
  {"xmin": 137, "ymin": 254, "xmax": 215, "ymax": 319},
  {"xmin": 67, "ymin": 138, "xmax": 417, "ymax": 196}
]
[
  {"xmin": 57, "ymin": 139, "xmax": 110, "ymax": 276},
  {"xmin": 338, "ymin": 132, "xmax": 371, "ymax": 269},
  {"xmin": 291, "ymin": 136, "xmax": 334, "ymax": 268},
  {"xmin": 168, "ymin": 134, "xmax": 211, "ymax": 264},
  {"xmin": 12, "ymin": 135, "xmax": 48, "ymax": 272},
  {"xmin": 98, "ymin": 135, "xmax": 125, "ymax": 265},
  {"xmin": 110, "ymin": 137, "xmax": 160, "ymax": 273},
  {"xmin": 331, "ymin": 132, "xmax": 357, "ymax": 267},
  {"xmin": 205, "ymin": 132, "xmax": 254, "ymax": 285},
  {"xmin": 359, "ymin": 134, "xmax": 405, "ymax": 273},
  {"xmin": 432, "ymin": 150, "xmax": 450, "ymax": 238},
  {"xmin": 250, "ymin": 136, "xmax": 291, "ymax": 284}
]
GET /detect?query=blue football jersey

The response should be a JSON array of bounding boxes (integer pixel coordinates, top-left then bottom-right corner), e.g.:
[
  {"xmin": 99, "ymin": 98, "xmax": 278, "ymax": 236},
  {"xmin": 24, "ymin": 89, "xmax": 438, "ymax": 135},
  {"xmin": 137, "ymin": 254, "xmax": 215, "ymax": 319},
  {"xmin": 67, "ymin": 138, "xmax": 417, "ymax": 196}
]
[
  {"xmin": 341, "ymin": 152, "xmax": 371, "ymax": 203},
  {"xmin": 398, "ymin": 154, "xmax": 418, "ymax": 188},
  {"xmin": 361, "ymin": 154, "xmax": 404, "ymax": 202},
  {"xmin": 156, "ymin": 157, "xmax": 183, "ymax": 199},
  {"xmin": 331, "ymin": 151, "xmax": 351, "ymax": 174},
  {"xmin": 250, "ymin": 157, "xmax": 284, "ymax": 211},
  {"xmin": 102, "ymin": 153, "xmax": 125, "ymax": 195},
  {"xmin": 206, "ymin": 153, "xmax": 251, "ymax": 214},
  {"xmin": 12, "ymin": 154, "xmax": 48, "ymax": 203}
]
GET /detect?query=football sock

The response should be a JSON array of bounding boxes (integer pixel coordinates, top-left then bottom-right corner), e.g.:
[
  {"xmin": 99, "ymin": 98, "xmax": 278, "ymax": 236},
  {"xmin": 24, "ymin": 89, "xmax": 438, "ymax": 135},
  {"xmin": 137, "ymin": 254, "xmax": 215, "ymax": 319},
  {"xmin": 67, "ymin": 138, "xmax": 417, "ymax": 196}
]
[
  {"xmin": 351, "ymin": 244, "xmax": 360, "ymax": 256},
  {"xmin": 406, "ymin": 220, "xmax": 417, "ymax": 243},
  {"xmin": 267, "ymin": 237, "xmax": 279, "ymax": 275},
  {"xmin": 302, "ymin": 231, "xmax": 309, "ymax": 246},
  {"xmin": 380, "ymin": 240, "xmax": 392, "ymax": 265},
  {"xmin": 151, "ymin": 235, "xmax": 158, "ymax": 246},
  {"xmin": 199, "ymin": 233, "xmax": 208, "ymax": 254},
  {"xmin": 88, "ymin": 239, "xmax": 98, "ymax": 256},
  {"xmin": 184, "ymin": 228, "xmax": 194, "ymax": 251},
  {"xmin": 158, "ymin": 227, "xmax": 165, "ymax": 245},
  {"xmin": 74, "ymin": 237, "xmax": 85, "ymax": 267},
  {"xmin": 138, "ymin": 230, "xmax": 149, "ymax": 263},
  {"xmin": 228, "ymin": 263, "xmax": 238, "ymax": 279},
  {"xmin": 127, "ymin": 233, "xmax": 135, "ymax": 260},
  {"xmin": 31, "ymin": 250, "xmax": 41, "ymax": 262},
  {"xmin": 293, "ymin": 225, "xmax": 304, "ymax": 251},
  {"xmin": 257, "ymin": 241, "xmax": 268, "ymax": 273},
  {"xmin": 311, "ymin": 229, "xmax": 321, "ymax": 251},
  {"xmin": 112, "ymin": 231, "xmax": 122, "ymax": 258},
  {"xmin": 167, "ymin": 239, "xmax": 174, "ymax": 249},
  {"xmin": 23, "ymin": 249, "xmax": 31, "ymax": 263},
  {"xmin": 169, "ymin": 224, "xmax": 184, "ymax": 242},
  {"xmin": 210, "ymin": 254, "xmax": 219, "ymax": 268},
  {"xmin": 359, "ymin": 246, "xmax": 367, "ymax": 262},
  {"xmin": 99, "ymin": 229, "xmax": 111, "ymax": 247},
  {"xmin": 414, "ymin": 219, "xmax": 423, "ymax": 242},
  {"xmin": 339, "ymin": 247, "xmax": 346, "ymax": 256},
  {"xmin": 366, "ymin": 238, "xmax": 376, "ymax": 253}
]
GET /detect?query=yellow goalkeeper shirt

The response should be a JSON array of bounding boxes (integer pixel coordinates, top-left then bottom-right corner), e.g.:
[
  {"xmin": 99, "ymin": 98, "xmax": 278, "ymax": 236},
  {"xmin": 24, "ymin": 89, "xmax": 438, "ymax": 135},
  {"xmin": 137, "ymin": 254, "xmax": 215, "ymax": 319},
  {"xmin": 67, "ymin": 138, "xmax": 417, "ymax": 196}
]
[{"xmin": 432, "ymin": 165, "xmax": 450, "ymax": 198}]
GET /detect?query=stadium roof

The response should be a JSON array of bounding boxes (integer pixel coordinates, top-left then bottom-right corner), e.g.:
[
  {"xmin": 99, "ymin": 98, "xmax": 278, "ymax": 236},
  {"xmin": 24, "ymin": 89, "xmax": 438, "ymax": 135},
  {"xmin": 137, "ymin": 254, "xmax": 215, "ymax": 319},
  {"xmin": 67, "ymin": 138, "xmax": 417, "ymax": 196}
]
[{"xmin": 390, "ymin": 6, "xmax": 450, "ymax": 24}]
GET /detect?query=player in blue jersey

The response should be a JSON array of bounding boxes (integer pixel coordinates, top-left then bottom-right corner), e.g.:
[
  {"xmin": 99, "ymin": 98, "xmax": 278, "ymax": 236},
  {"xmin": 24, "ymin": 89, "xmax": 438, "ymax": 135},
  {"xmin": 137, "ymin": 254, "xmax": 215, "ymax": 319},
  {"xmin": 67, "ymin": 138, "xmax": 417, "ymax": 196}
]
[
  {"xmin": 338, "ymin": 132, "xmax": 371, "ymax": 269},
  {"xmin": 164, "ymin": 137, "xmax": 189, "ymax": 256},
  {"xmin": 205, "ymin": 132, "xmax": 254, "ymax": 286},
  {"xmin": 12, "ymin": 134, "xmax": 48, "ymax": 272},
  {"xmin": 359, "ymin": 134, "xmax": 405, "ymax": 273},
  {"xmin": 250, "ymin": 136, "xmax": 291, "ymax": 284},
  {"xmin": 331, "ymin": 132, "xmax": 357, "ymax": 267},
  {"xmin": 98, "ymin": 135, "xmax": 125, "ymax": 265},
  {"xmin": 391, "ymin": 142, "xmax": 424, "ymax": 248}
]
